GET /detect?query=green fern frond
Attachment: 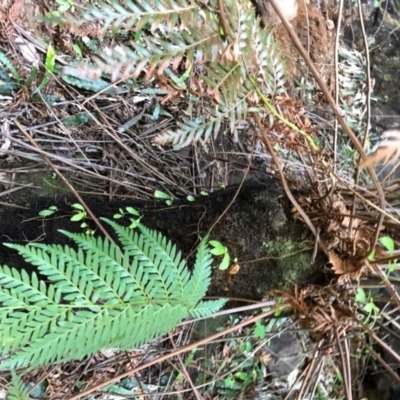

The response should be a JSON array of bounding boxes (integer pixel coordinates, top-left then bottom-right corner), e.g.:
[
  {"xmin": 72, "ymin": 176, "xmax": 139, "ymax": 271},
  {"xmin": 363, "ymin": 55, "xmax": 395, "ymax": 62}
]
[
  {"xmin": 7, "ymin": 370, "xmax": 29, "ymax": 400},
  {"xmin": 184, "ymin": 236, "xmax": 213, "ymax": 304},
  {"xmin": 153, "ymin": 81, "xmax": 252, "ymax": 149},
  {"xmin": 0, "ymin": 51, "xmax": 20, "ymax": 83},
  {"xmin": 0, "ymin": 221, "xmax": 224, "ymax": 371},
  {"xmin": 101, "ymin": 218, "xmax": 190, "ymax": 302},
  {"xmin": 188, "ymin": 299, "xmax": 227, "ymax": 318},
  {"xmin": 50, "ymin": 0, "xmax": 200, "ymax": 34},
  {"xmin": 65, "ymin": 25, "xmax": 220, "ymax": 81},
  {"xmin": 54, "ymin": 0, "xmax": 287, "ymax": 149}
]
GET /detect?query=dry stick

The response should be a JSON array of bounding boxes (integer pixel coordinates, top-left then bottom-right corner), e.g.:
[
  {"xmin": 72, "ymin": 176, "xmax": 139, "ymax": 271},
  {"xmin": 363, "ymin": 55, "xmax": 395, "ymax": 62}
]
[
  {"xmin": 349, "ymin": 0, "xmax": 373, "ymax": 236},
  {"xmin": 355, "ymin": 318, "xmax": 400, "ymax": 365},
  {"xmin": 268, "ymin": 0, "xmax": 385, "ymax": 251},
  {"xmin": 66, "ymin": 305, "xmax": 289, "ymax": 400},
  {"xmin": 217, "ymin": 0, "xmax": 230, "ymax": 39},
  {"xmin": 368, "ymin": 261, "xmax": 400, "ymax": 309},
  {"xmin": 333, "ymin": 0, "xmax": 344, "ymax": 172},
  {"xmin": 335, "ymin": 329, "xmax": 352, "ymax": 400},
  {"xmin": 295, "ymin": 355, "xmax": 320, "ymax": 399},
  {"xmin": 13, "ymin": 120, "xmax": 115, "ymax": 245},
  {"xmin": 252, "ymin": 112, "xmax": 328, "ymax": 255}
]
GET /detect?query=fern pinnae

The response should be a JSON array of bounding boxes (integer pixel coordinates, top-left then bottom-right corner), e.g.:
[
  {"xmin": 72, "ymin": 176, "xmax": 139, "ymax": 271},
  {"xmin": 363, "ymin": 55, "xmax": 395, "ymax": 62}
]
[
  {"xmin": 102, "ymin": 219, "xmax": 182, "ymax": 300},
  {"xmin": 129, "ymin": 223, "xmax": 190, "ymax": 302},
  {"xmin": 7, "ymin": 370, "xmax": 29, "ymax": 400},
  {"xmin": 6, "ymin": 244, "xmax": 96, "ymax": 306},
  {"xmin": 188, "ymin": 299, "xmax": 227, "ymax": 318},
  {"xmin": 0, "ymin": 266, "xmax": 50, "ymax": 307},
  {"xmin": 57, "ymin": 231, "xmax": 145, "ymax": 303},
  {"xmin": 183, "ymin": 237, "xmax": 213, "ymax": 304}
]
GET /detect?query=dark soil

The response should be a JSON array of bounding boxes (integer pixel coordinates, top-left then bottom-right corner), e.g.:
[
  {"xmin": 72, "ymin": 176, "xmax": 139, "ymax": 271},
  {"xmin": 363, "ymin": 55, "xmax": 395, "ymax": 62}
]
[{"xmin": 0, "ymin": 177, "xmax": 327, "ymax": 300}]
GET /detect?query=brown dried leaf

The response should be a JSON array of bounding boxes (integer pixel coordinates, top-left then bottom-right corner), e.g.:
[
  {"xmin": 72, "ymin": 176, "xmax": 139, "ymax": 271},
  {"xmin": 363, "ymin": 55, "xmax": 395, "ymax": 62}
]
[{"xmin": 228, "ymin": 263, "xmax": 240, "ymax": 275}]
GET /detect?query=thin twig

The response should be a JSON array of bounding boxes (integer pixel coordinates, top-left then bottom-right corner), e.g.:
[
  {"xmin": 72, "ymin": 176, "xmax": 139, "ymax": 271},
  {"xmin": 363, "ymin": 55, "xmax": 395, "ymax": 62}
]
[
  {"xmin": 13, "ymin": 120, "xmax": 115, "ymax": 244},
  {"xmin": 333, "ymin": 0, "xmax": 344, "ymax": 172},
  {"xmin": 217, "ymin": 0, "xmax": 230, "ymax": 39}
]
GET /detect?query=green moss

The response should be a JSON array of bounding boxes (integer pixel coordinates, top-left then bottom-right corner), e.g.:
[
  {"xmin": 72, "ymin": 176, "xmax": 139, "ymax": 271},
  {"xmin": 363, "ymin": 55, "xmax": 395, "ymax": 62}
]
[
  {"xmin": 262, "ymin": 238, "xmax": 313, "ymax": 287},
  {"xmin": 262, "ymin": 238, "xmax": 308, "ymax": 256}
]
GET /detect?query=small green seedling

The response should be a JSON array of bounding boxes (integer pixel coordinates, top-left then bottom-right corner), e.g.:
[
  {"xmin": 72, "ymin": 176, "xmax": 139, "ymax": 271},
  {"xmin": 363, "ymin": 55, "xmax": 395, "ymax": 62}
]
[
  {"xmin": 70, "ymin": 204, "xmax": 94, "ymax": 234},
  {"xmin": 38, "ymin": 205, "xmax": 58, "ymax": 217},
  {"xmin": 209, "ymin": 240, "xmax": 230, "ymax": 270},
  {"xmin": 35, "ymin": 45, "xmax": 55, "ymax": 93},
  {"xmin": 186, "ymin": 195, "xmax": 195, "ymax": 202},
  {"xmin": 113, "ymin": 206, "xmax": 142, "ymax": 229},
  {"xmin": 355, "ymin": 288, "xmax": 380, "ymax": 327},
  {"xmin": 154, "ymin": 190, "xmax": 174, "ymax": 206},
  {"xmin": 70, "ymin": 203, "xmax": 86, "ymax": 221},
  {"xmin": 379, "ymin": 235, "xmax": 397, "ymax": 273}
]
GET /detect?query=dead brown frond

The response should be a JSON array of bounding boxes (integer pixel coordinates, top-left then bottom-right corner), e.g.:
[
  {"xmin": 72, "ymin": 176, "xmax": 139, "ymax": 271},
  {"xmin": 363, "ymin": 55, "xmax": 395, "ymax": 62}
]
[
  {"xmin": 7, "ymin": 0, "xmax": 22, "ymax": 24},
  {"xmin": 0, "ymin": 0, "xmax": 22, "ymax": 39},
  {"xmin": 272, "ymin": 285, "xmax": 354, "ymax": 340}
]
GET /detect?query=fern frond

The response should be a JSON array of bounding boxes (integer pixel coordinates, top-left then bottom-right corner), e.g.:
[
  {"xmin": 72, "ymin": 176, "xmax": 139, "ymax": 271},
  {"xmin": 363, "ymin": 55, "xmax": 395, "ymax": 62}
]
[
  {"xmin": 2, "ymin": 303, "xmax": 187, "ymax": 371},
  {"xmin": 0, "ymin": 221, "xmax": 224, "ymax": 371},
  {"xmin": 39, "ymin": 233, "xmax": 146, "ymax": 303},
  {"xmin": 189, "ymin": 299, "xmax": 228, "ymax": 318},
  {"xmin": 101, "ymin": 218, "xmax": 188, "ymax": 301},
  {"xmin": 7, "ymin": 371, "xmax": 29, "ymax": 400},
  {"xmin": 50, "ymin": 0, "xmax": 200, "ymax": 34},
  {"xmin": 184, "ymin": 237, "xmax": 213, "ymax": 304},
  {"xmin": 65, "ymin": 24, "xmax": 220, "ymax": 82},
  {"xmin": 0, "ymin": 51, "xmax": 20, "ymax": 83},
  {"xmin": 153, "ymin": 82, "xmax": 252, "ymax": 149}
]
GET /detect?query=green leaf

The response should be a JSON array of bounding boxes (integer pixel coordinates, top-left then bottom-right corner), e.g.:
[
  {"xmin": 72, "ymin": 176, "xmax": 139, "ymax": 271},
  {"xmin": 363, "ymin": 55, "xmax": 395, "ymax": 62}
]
[
  {"xmin": 70, "ymin": 212, "xmax": 85, "ymax": 221},
  {"xmin": 363, "ymin": 301, "xmax": 379, "ymax": 315},
  {"xmin": 126, "ymin": 207, "xmax": 140, "ymax": 216},
  {"xmin": 219, "ymin": 252, "xmax": 230, "ymax": 270},
  {"xmin": 379, "ymin": 236, "xmax": 395, "ymax": 254},
  {"xmin": 210, "ymin": 247, "xmax": 226, "ymax": 256},
  {"xmin": 36, "ymin": 44, "xmax": 55, "ymax": 92},
  {"xmin": 355, "ymin": 288, "xmax": 366, "ymax": 303},
  {"xmin": 71, "ymin": 203, "xmax": 85, "ymax": 211},
  {"xmin": 224, "ymin": 376, "xmax": 236, "ymax": 389},
  {"xmin": 39, "ymin": 207, "xmax": 58, "ymax": 217},
  {"xmin": 154, "ymin": 190, "xmax": 173, "ymax": 200},
  {"xmin": 253, "ymin": 323, "xmax": 266, "ymax": 339}
]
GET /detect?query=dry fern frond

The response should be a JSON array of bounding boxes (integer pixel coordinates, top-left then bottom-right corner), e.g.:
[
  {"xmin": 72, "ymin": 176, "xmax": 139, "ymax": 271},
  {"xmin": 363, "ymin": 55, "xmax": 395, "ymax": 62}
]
[
  {"xmin": 360, "ymin": 129, "xmax": 400, "ymax": 169},
  {"xmin": 8, "ymin": 0, "xmax": 22, "ymax": 24},
  {"xmin": 328, "ymin": 251, "xmax": 369, "ymax": 284}
]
